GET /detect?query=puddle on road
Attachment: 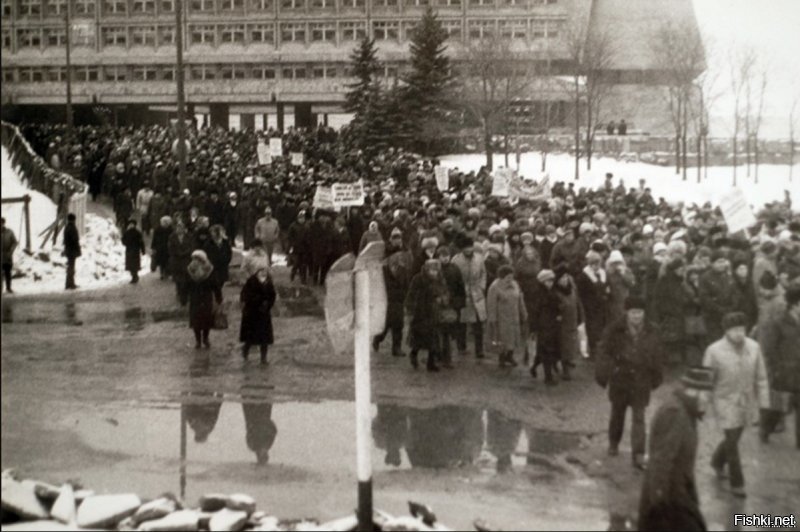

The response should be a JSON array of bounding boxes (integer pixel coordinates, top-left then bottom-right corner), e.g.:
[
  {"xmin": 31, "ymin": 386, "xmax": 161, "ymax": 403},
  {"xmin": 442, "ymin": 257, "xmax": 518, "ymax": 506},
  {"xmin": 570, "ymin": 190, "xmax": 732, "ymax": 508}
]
[
  {"xmin": 1, "ymin": 301, "xmax": 187, "ymax": 326},
  {"xmin": 274, "ymin": 285, "xmax": 323, "ymax": 318}
]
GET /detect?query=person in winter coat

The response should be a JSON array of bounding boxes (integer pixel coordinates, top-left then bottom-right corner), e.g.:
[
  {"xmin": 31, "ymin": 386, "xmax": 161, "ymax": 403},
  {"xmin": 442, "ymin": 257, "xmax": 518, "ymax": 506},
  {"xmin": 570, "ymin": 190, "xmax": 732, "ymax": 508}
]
[
  {"xmin": 554, "ymin": 265, "xmax": 583, "ymax": 380},
  {"xmin": 699, "ymin": 252, "xmax": 736, "ymax": 344},
  {"xmin": 530, "ymin": 269, "xmax": 561, "ymax": 384},
  {"xmin": 576, "ymin": 250, "xmax": 610, "ymax": 359},
  {"xmin": 254, "ymin": 207, "xmax": 280, "ymax": 265},
  {"xmin": 752, "ymin": 241, "xmax": 779, "ymax": 306},
  {"xmin": 652, "ymin": 258, "xmax": 689, "ymax": 365},
  {"xmin": 731, "ymin": 260, "xmax": 757, "ymax": 331},
  {"xmin": 63, "ymin": 213, "xmax": 81, "ymax": 290},
  {"xmin": 451, "ymin": 237, "xmax": 487, "ymax": 359},
  {"xmin": 147, "ymin": 191, "xmax": 168, "ymax": 235},
  {"xmin": 703, "ymin": 311, "xmax": 770, "ymax": 498},
  {"xmin": 683, "ymin": 265, "xmax": 707, "ymax": 365},
  {"xmin": 596, "ymin": 296, "xmax": 663, "ymax": 469},
  {"xmin": 487, "ymin": 265, "xmax": 528, "ymax": 368},
  {"xmin": 483, "ymin": 244, "xmax": 509, "ymax": 292},
  {"xmin": 606, "ymin": 250, "xmax": 636, "ymax": 324},
  {"xmin": 239, "ymin": 267, "xmax": 276, "ymax": 364},
  {"xmin": 515, "ymin": 244, "xmax": 542, "ymax": 363},
  {"xmin": 150, "ymin": 216, "xmax": 172, "ymax": 280},
  {"xmin": 168, "ymin": 222, "xmax": 194, "ymax": 306},
  {"xmin": 121, "ymin": 219, "xmax": 145, "ymax": 284},
  {"xmin": 204, "ymin": 224, "xmax": 232, "ymax": 287},
  {"xmin": 405, "ymin": 259, "xmax": 449, "ymax": 372},
  {"xmin": 438, "ymin": 245, "xmax": 466, "ymax": 367},
  {"xmin": 309, "ymin": 212, "xmax": 334, "ymax": 286},
  {"xmin": 115, "ymin": 187, "xmax": 134, "ymax": 231},
  {"xmin": 135, "ymin": 181, "xmax": 154, "ymax": 235},
  {"xmin": 241, "ymin": 239, "xmax": 271, "ymax": 281},
  {"xmin": 638, "ymin": 368, "xmax": 713, "ymax": 531},
  {"xmin": 187, "ymin": 250, "xmax": 223, "ymax": 349},
  {"xmin": 287, "ymin": 211, "xmax": 311, "ymax": 283},
  {"xmin": 373, "ymin": 237, "xmax": 412, "ymax": 358},
  {"xmin": 757, "ymin": 285, "xmax": 800, "ymax": 448},
  {"xmin": 550, "ymin": 228, "xmax": 585, "ymax": 275},
  {"xmin": 1, "ymin": 217, "xmax": 18, "ymax": 294},
  {"xmin": 223, "ymin": 192, "xmax": 242, "ymax": 248},
  {"xmin": 359, "ymin": 220, "xmax": 384, "ymax": 253}
]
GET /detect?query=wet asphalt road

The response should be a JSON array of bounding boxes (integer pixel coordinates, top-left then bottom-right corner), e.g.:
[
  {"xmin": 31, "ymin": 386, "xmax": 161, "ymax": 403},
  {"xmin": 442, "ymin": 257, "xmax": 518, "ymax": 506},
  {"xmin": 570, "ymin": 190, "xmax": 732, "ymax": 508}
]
[{"xmin": 1, "ymin": 267, "xmax": 798, "ymax": 530}]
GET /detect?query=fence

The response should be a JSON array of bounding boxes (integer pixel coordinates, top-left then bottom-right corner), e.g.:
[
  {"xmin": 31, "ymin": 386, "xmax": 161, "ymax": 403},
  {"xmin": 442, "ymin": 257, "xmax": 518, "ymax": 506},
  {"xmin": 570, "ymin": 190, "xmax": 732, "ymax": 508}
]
[{"xmin": 1, "ymin": 120, "xmax": 87, "ymax": 238}]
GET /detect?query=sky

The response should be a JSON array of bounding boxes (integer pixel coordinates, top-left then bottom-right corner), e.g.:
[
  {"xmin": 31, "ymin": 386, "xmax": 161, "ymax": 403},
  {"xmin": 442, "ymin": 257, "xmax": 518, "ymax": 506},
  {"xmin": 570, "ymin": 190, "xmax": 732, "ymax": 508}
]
[{"xmin": 692, "ymin": 0, "xmax": 800, "ymax": 138}]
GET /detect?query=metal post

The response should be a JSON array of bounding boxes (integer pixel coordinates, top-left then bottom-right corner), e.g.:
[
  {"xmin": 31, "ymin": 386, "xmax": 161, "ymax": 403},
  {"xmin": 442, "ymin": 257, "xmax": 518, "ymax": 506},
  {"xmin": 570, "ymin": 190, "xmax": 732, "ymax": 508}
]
[
  {"xmin": 23, "ymin": 195, "xmax": 32, "ymax": 253},
  {"xmin": 354, "ymin": 268, "xmax": 373, "ymax": 531},
  {"xmin": 180, "ymin": 406, "xmax": 187, "ymax": 499},
  {"xmin": 65, "ymin": 0, "xmax": 74, "ymax": 133},
  {"xmin": 175, "ymin": 0, "xmax": 187, "ymax": 190}
]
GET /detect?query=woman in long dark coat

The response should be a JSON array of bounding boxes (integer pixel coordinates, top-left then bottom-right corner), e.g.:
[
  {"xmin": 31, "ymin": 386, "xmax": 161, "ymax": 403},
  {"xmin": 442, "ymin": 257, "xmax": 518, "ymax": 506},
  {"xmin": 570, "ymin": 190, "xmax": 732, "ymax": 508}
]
[
  {"xmin": 653, "ymin": 259, "xmax": 689, "ymax": 365},
  {"xmin": 204, "ymin": 224, "xmax": 233, "ymax": 288},
  {"xmin": 405, "ymin": 259, "xmax": 449, "ymax": 372},
  {"xmin": 150, "ymin": 215, "xmax": 172, "ymax": 280},
  {"xmin": 121, "ymin": 219, "xmax": 145, "ymax": 284},
  {"xmin": 239, "ymin": 268, "xmax": 276, "ymax": 364},
  {"xmin": 530, "ymin": 269, "xmax": 562, "ymax": 385},
  {"xmin": 187, "ymin": 250, "xmax": 222, "ymax": 349},
  {"xmin": 576, "ymin": 250, "xmax": 609, "ymax": 360},
  {"xmin": 168, "ymin": 222, "xmax": 194, "ymax": 306}
]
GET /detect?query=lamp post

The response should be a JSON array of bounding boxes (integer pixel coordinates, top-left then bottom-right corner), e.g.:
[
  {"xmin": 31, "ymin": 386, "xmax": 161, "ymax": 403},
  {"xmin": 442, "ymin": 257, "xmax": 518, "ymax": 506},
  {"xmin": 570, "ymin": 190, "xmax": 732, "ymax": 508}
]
[
  {"xmin": 175, "ymin": 0, "xmax": 187, "ymax": 190},
  {"xmin": 64, "ymin": 0, "xmax": 74, "ymax": 133}
]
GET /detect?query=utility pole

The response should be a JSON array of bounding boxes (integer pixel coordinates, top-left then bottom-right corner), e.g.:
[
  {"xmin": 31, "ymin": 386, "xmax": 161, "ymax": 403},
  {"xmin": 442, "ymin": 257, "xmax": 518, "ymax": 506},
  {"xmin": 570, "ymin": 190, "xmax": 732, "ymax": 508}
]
[
  {"xmin": 175, "ymin": 0, "xmax": 187, "ymax": 190},
  {"xmin": 65, "ymin": 0, "xmax": 74, "ymax": 134}
]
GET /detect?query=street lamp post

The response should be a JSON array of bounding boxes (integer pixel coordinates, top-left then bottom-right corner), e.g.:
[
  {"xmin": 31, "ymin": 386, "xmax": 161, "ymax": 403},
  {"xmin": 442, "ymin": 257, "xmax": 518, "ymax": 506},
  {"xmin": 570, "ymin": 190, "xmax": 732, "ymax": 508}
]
[
  {"xmin": 175, "ymin": 0, "xmax": 187, "ymax": 190},
  {"xmin": 64, "ymin": 0, "xmax": 74, "ymax": 133}
]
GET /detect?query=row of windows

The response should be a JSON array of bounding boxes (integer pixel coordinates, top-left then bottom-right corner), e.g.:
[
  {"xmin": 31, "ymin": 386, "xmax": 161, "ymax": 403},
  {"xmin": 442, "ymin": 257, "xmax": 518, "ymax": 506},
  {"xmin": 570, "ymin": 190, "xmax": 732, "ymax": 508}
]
[
  {"xmin": 1, "ymin": 62, "xmax": 413, "ymax": 82},
  {"xmin": 1, "ymin": 0, "xmax": 556, "ymax": 17},
  {"xmin": 3, "ymin": 18, "xmax": 562, "ymax": 48}
]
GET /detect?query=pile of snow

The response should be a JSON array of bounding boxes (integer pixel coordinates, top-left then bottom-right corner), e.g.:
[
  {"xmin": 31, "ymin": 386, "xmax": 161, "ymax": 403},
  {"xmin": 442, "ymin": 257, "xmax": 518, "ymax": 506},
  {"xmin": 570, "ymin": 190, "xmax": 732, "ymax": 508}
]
[
  {"xmin": 1, "ymin": 146, "xmax": 58, "ymax": 242},
  {"xmin": 440, "ymin": 152, "xmax": 800, "ymax": 210}
]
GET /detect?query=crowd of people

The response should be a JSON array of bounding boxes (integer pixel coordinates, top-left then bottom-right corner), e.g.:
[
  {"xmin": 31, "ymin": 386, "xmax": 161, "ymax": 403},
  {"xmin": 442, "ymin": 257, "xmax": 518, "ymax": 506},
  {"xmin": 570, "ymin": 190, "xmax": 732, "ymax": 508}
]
[{"xmin": 17, "ymin": 121, "xmax": 800, "ymax": 523}]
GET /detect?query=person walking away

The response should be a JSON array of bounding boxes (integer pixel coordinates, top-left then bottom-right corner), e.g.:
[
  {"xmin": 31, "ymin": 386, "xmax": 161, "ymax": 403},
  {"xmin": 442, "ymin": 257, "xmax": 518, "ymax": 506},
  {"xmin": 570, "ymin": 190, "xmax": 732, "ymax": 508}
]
[
  {"xmin": 373, "ymin": 237, "xmax": 412, "ymax": 358},
  {"xmin": 150, "ymin": 216, "xmax": 172, "ymax": 280},
  {"xmin": 405, "ymin": 259, "xmax": 448, "ymax": 372},
  {"xmin": 638, "ymin": 367, "xmax": 713, "ymax": 531},
  {"xmin": 451, "ymin": 237, "xmax": 487, "ymax": 360},
  {"xmin": 168, "ymin": 222, "xmax": 193, "ymax": 305},
  {"xmin": 287, "ymin": 211, "xmax": 311, "ymax": 284},
  {"xmin": 438, "ymin": 246, "xmax": 466, "ymax": 368},
  {"xmin": 731, "ymin": 260, "xmax": 757, "ymax": 331},
  {"xmin": 254, "ymin": 207, "xmax": 279, "ymax": 265},
  {"xmin": 757, "ymin": 285, "xmax": 800, "ymax": 448},
  {"xmin": 240, "ymin": 267, "xmax": 276, "ymax": 364},
  {"xmin": 487, "ymin": 265, "xmax": 528, "ymax": 368},
  {"xmin": 1, "ymin": 217, "xmax": 18, "ymax": 294},
  {"xmin": 187, "ymin": 250, "xmax": 222, "ymax": 349},
  {"xmin": 576, "ymin": 250, "xmax": 610, "ymax": 359},
  {"xmin": 683, "ymin": 265, "xmax": 707, "ymax": 365},
  {"xmin": 530, "ymin": 269, "xmax": 561, "ymax": 384},
  {"xmin": 515, "ymin": 242, "xmax": 541, "ymax": 364},
  {"xmin": 204, "ymin": 224, "xmax": 233, "ymax": 288},
  {"xmin": 63, "ymin": 213, "xmax": 81, "ymax": 290},
  {"xmin": 703, "ymin": 311, "xmax": 770, "ymax": 498},
  {"xmin": 223, "ymin": 192, "xmax": 241, "ymax": 248},
  {"xmin": 121, "ymin": 218, "xmax": 145, "ymax": 284},
  {"xmin": 596, "ymin": 296, "xmax": 663, "ymax": 469},
  {"xmin": 554, "ymin": 264, "xmax": 583, "ymax": 380}
]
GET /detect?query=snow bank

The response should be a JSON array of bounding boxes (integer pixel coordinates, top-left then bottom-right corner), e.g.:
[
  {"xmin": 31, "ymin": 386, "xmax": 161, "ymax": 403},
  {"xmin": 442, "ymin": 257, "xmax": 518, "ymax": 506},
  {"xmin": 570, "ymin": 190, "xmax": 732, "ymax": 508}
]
[
  {"xmin": 1, "ymin": 146, "xmax": 58, "ymax": 242},
  {"xmin": 440, "ymin": 152, "xmax": 800, "ymax": 210}
]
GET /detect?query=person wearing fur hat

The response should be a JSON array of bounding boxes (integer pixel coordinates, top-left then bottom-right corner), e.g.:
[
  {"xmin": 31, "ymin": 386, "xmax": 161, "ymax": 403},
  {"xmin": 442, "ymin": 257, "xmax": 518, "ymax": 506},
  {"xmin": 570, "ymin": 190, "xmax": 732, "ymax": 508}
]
[
  {"xmin": 437, "ymin": 246, "xmax": 466, "ymax": 368},
  {"xmin": 576, "ymin": 250, "xmax": 610, "ymax": 359},
  {"xmin": 703, "ymin": 311, "xmax": 770, "ymax": 497},
  {"xmin": 606, "ymin": 250, "xmax": 637, "ymax": 324},
  {"xmin": 288, "ymin": 210, "xmax": 311, "ymax": 284},
  {"xmin": 121, "ymin": 218, "xmax": 145, "ymax": 284},
  {"xmin": 412, "ymin": 234, "xmax": 440, "ymax": 276},
  {"xmin": 596, "ymin": 295, "xmax": 663, "ymax": 470},
  {"xmin": 731, "ymin": 259, "xmax": 757, "ymax": 330},
  {"xmin": 187, "ymin": 250, "xmax": 223, "ymax": 349},
  {"xmin": 699, "ymin": 251, "xmax": 736, "ymax": 343},
  {"xmin": 652, "ymin": 258, "xmax": 690, "ymax": 364},
  {"xmin": 452, "ymin": 236, "xmax": 488, "ymax": 359},
  {"xmin": 487, "ymin": 265, "xmax": 527, "ymax": 368},
  {"xmin": 239, "ymin": 267, "xmax": 276, "ymax": 365},
  {"xmin": 530, "ymin": 269, "xmax": 562, "ymax": 384},
  {"xmin": 638, "ymin": 367, "xmax": 712, "ymax": 531},
  {"xmin": 405, "ymin": 258, "xmax": 448, "ymax": 371},
  {"xmin": 554, "ymin": 263, "xmax": 583, "ymax": 379},
  {"xmin": 151, "ymin": 215, "xmax": 173, "ymax": 280}
]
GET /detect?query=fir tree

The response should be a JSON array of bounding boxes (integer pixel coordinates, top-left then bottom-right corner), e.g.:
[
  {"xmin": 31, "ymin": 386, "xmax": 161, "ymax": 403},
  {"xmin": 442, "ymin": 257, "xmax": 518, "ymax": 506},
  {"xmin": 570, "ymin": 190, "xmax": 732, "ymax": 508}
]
[{"xmin": 345, "ymin": 36, "xmax": 381, "ymax": 118}]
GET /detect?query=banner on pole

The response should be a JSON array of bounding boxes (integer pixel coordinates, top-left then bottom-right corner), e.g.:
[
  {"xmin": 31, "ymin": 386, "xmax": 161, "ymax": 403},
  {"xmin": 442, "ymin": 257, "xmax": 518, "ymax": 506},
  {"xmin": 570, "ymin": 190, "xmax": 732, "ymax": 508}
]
[
  {"xmin": 313, "ymin": 185, "xmax": 334, "ymax": 210},
  {"xmin": 491, "ymin": 168, "xmax": 513, "ymax": 197},
  {"xmin": 719, "ymin": 188, "xmax": 757, "ymax": 233},
  {"xmin": 269, "ymin": 138, "xmax": 283, "ymax": 157},
  {"xmin": 434, "ymin": 166, "xmax": 449, "ymax": 192},
  {"xmin": 509, "ymin": 173, "xmax": 551, "ymax": 202},
  {"xmin": 291, "ymin": 152, "xmax": 304, "ymax": 167},
  {"xmin": 332, "ymin": 180, "xmax": 366, "ymax": 208},
  {"xmin": 256, "ymin": 141, "xmax": 271, "ymax": 165}
]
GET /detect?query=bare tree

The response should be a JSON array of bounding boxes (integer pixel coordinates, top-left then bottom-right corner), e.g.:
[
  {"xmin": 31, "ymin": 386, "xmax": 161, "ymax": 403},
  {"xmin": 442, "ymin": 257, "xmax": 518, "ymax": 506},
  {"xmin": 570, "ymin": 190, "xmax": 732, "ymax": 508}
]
[
  {"xmin": 651, "ymin": 22, "xmax": 706, "ymax": 180},
  {"xmin": 790, "ymin": 95, "xmax": 799, "ymax": 182},
  {"xmin": 729, "ymin": 47, "xmax": 756, "ymax": 186},
  {"xmin": 686, "ymin": 33, "xmax": 721, "ymax": 183},
  {"xmin": 750, "ymin": 67, "xmax": 768, "ymax": 183}
]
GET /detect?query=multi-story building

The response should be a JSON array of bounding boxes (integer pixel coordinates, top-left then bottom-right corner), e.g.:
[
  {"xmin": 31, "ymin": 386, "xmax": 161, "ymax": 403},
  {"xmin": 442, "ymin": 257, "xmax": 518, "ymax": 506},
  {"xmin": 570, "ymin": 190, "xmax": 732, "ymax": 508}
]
[{"xmin": 0, "ymin": 0, "xmax": 700, "ymax": 134}]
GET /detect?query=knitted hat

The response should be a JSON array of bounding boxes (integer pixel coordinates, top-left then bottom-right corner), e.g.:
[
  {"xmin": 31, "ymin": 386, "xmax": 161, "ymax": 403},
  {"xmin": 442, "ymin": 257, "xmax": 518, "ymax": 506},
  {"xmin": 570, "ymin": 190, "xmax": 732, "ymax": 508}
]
[
  {"xmin": 553, "ymin": 262, "xmax": 570, "ymax": 279},
  {"xmin": 624, "ymin": 296, "xmax": 647, "ymax": 311},
  {"xmin": 497, "ymin": 265, "xmax": 514, "ymax": 279},
  {"xmin": 579, "ymin": 222, "xmax": 594, "ymax": 235},
  {"xmin": 607, "ymin": 250, "xmax": 625, "ymax": 264},
  {"xmin": 721, "ymin": 311, "xmax": 747, "ymax": 331},
  {"xmin": 435, "ymin": 245, "xmax": 451, "ymax": 258},
  {"xmin": 653, "ymin": 242, "xmax": 668, "ymax": 255},
  {"xmin": 521, "ymin": 232, "xmax": 534, "ymax": 245},
  {"xmin": 681, "ymin": 366, "xmax": 714, "ymax": 391},
  {"xmin": 421, "ymin": 236, "xmax": 439, "ymax": 250},
  {"xmin": 537, "ymin": 269, "xmax": 555, "ymax": 283}
]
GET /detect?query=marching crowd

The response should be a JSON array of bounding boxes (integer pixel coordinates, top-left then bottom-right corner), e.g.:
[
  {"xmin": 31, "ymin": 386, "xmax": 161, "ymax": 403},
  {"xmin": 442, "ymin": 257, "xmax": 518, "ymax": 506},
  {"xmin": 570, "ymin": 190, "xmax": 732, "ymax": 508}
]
[{"xmin": 13, "ymin": 121, "xmax": 800, "ymax": 523}]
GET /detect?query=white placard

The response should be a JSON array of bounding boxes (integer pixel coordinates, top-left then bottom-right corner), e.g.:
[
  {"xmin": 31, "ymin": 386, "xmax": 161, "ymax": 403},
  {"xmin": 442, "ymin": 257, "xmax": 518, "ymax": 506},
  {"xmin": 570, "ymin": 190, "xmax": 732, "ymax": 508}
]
[
  {"xmin": 269, "ymin": 138, "xmax": 283, "ymax": 157},
  {"xmin": 491, "ymin": 167, "xmax": 513, "ymax": 197},
  {"xmin": 256, "ymin": 141, "xmax": 271, "ymax": 165},
  {"xmin": 332, "ymin": 180, "xmax": 366, "ymax": 208},
  {"xmin": 719, "ymin": 188, "xmax": 757, "ymax": 234},
  {"xmin": 435, "ymin": 166, "xmax": 449, "ymax": 192},
  {"xmin": 314, "ymin": 185, "xmax": 334, "ymax": 210},
  {"xmin": 291, "ymin": 152, "xmax": 304, "ymax": 166}
]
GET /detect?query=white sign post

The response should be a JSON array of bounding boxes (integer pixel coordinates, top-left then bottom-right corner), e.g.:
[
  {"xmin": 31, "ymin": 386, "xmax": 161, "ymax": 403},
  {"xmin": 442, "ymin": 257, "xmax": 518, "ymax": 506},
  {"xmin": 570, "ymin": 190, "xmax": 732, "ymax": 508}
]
[
  {"xmin": 268, "ymin": 138, "xmax": 283, "ymax": 158},
  {"xmin": 719, "ymin": 188, "xmax": 757, "ymax": 234}
]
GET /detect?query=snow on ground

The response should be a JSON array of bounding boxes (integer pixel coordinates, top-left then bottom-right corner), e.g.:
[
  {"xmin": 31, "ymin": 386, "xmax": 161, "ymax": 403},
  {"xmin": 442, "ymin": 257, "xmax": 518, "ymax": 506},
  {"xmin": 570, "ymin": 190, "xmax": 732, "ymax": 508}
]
[
  {"xmin": 440, "ymin": 152, "xmax": 800, "ymax": 210},
  {"xmin": 2, "ymin": 146, "xmax": 131, "ymax": 295}
]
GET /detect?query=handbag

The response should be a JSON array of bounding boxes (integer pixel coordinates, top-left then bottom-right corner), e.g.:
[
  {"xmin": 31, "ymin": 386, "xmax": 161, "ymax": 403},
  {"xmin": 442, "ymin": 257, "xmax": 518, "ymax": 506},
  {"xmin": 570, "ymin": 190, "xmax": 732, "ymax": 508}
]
[
  {"xmin": 212, "ymin": 301, "xmax": 229, "ymax": 330},
  {"xmin": 685, "ymin": 315, "xmax": 706, "ymax": 337}
]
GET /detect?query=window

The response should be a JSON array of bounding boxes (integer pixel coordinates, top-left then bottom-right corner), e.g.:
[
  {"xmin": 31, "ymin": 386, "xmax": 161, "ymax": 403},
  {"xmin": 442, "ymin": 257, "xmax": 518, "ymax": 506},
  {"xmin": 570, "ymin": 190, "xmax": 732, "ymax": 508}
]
[
  {"xmin": 102, "ymin": 25, "xmax": 128, "ymax": 46},
  {"xmin": 2, "ymin": 30, "xmax": 11, "ymax": 48},
  {"xmin": 373, "ymin": 20, "xmax": 398, "ymax": 40},
  {"xmin": 190, "ymin": 24, "xmax": 215, "ymax": 45},
  {"xmin": 468, "ymin": 0, "xmax": 491, "ymax": 6},
  {"xmin": 340, "ymin": 0, "xmax": 363, "ymax": 8},
  {"xmin": 280, "ymin": 0, "xmax": 302, "ymax": 9},
  {"xmin": 132, "ymin": 66, "xmax": 157, "ymax": 80},
  {"xmin": 310, "ymin": 22, "xmax": 335, "ymax": 42},
  {"xmin": 46, "ymin": 0, "xmax": 66, "ymax": 16},
  {"xmin": 159, "ymin": 66, "xmax": 174, "ymax": 80},
  {"xmin": 17, "ymin": 28, "xmax": 41, "ymax": 47},
  {"xmin": 249, "ymin": 0, "xmax": 271, "ymax": 10},
  {"xmin": 132, "ymin": 0, "xmax": 155, "ymax": 12},
  {"xmin": 530, "ymin": 20, "xmax": 544, "ymax": 38},
  {"xmin": 18, "ymin": 0, "xmax": 41, "ymax": 15},
  {"xmin": 250, "ymin": 24, "xmax": 274, "ymax": 43},
  {"xmin": 2, "ymin": 0, "xmax": 11, "ymax": 16},
  {"xmin": 160, "ymin": 0, "xmax": 173, "ymax": 10},
  {"xmin": 546, "ymin": 21, "xmax": 560, "ymax": 38},
  {"xmin": 468, "ymin": 19, "xmax": 494, "ymax": 39},
  {"xmin": 219, "ymin": 0, "xmax": 242, "ymax": 9},
  {"xmin": 19, "ymin": 68, "xmax": 33, "ymax": 82},
  {"xmin": 220, "ymin": 24, "xmax": 244, "ymax": 43},
  {"xmin": 311, "ymin": 64, "xmax": 338, "ymax": 78},
  {"xmin": 103, "ymin": 0, "xmax": 127, "ymax": 14},
  {"xmin": 281, "ymin": 65, "xmax": 306, "ymax": 79},
  {"xmin": 44, "ymin": 27, "xmax": 66, "ymax": 46},
  {"xmin": 442, "ymin": 19, "xmax": 461, "ymax": 40},
  {"xmin": 189, "ymin": 0, "xmax": 213, "ymax": 11},
  {"xmin": 310, "ymin": 0, "xmax": 332, "ymax": 8},
  {"xmin": 103, "ymin": 65, "xmax": 127, "ymax": 81},
  {"xmin": 499, "ymin": 18, "xmax": 525, "ymax": 39},
  {"xmin": 439, "ymin": 0, "xmax": 459, "ymax": 6},
  {"xmin": 157, "ymin": 25, "xmax": 174, "ymax": 45},
  {"xmin": 220, "ymin": 65, "xmax": 246, "ymax": 79},
  {"xmin": 373, "ymin": 0, "xmax": 397, "ymax": 7},
  {"xmin": 74, "ymin": 66, "xmax": 99, "ymax": 81},
  {"xmin": 250, "ymin": 65, "xmax": 275, "ymax": 78},
  {"xmin": 280, "ymin": 22, "xmax": 305, "ymax": 43},
  {"xmin": 340, "ymin": 21, "xmax": 366, "ymax": 41},
  {"xmin": 74, "ymin": 0, "xmax": 95, "ymax": 15},
  {"xmin": 188, "ymin": 64, "xmax": 217, "ymax": 79},
  {"xmin": 131, "ymin": 25, "xmax": 156, "ymax": 45},
  {"xmin": 405, "ymin": 0, "xmax": 427, "ymax": 6},
  {"xmin": 2, "ymin": 69, "xmax": 14, "ymax": 83}
]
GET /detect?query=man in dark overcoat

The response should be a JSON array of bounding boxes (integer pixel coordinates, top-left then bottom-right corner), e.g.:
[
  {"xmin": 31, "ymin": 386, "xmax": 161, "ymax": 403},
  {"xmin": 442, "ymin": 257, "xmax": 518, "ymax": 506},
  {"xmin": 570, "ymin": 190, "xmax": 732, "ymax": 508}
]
[
  {"xmin": 121, "ymin": 218, "xmax": 145, "ymax": 284},
  {"xmin": 596, "ymin": 295, "xmax": 663, "ymax": 469},
  {"xmin": 373, "ymin": 229, "xmax": 411, "ymax": 358},
  {"xmin": 63, "ymin": 213, "xmax": 81, "ymax": 290},
  {"xmin": 405, "ymin": 259, "xmax": 448, "ymax": 372}
]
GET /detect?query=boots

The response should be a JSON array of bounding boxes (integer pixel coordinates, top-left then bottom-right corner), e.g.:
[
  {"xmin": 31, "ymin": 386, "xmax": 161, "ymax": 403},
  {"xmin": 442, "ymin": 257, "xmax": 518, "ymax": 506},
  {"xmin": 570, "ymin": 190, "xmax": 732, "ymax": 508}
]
[
  {"xmin": 260, "ymin": 345, "xmax": 268, "ymax": 365},
  {"xmin": 410, "ymin": 350, "xmax": 419, "ymax": 370}
]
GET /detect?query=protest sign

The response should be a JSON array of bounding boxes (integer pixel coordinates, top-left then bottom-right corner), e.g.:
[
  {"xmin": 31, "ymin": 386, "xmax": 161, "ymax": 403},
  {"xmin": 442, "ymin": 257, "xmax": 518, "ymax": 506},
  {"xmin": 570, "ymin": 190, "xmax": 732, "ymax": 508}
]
[
  {"xmin": 491, "ymin": 168, "xmax": 513, "ymax": 197},
  {"xmin": 719, "ymin": 188, "xmax": 757, "ymax": 233},
  {"xmin": 313, "ymin": 185, "xmax": 335, "ymax": 210},
  {"xmin": 269, "ymin": 138, "xmax": 283, "ymax": 157},
  {"xmin": 291, "ymin": 152, "xmax": 304, "ymax": 166},
  {"xmin": 509, "ymin": 173, "xmax": 551, "ymax": 202},
  {"xmin": 256, "ymin": 141, "xmax": 271, "ymax": 165},
  {"xmin": 332, "ymin": 180, "xmax": 366, "ymax": 208},
  {"xmin": 435, "ymin": 166, "xmax": 449, "ymax": 192}
]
